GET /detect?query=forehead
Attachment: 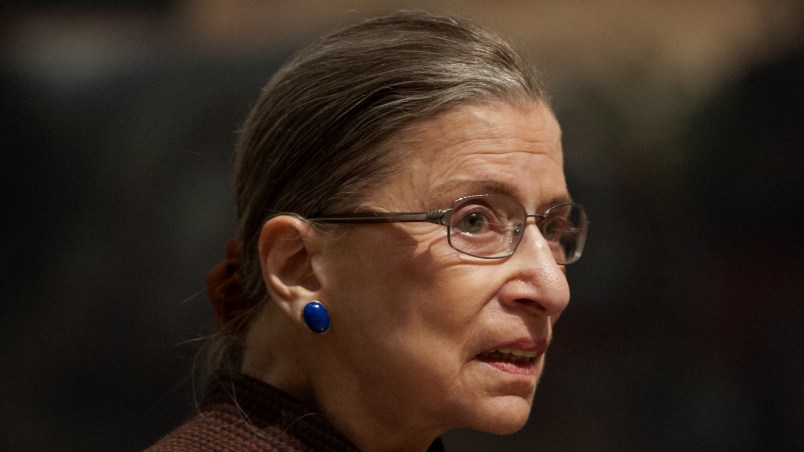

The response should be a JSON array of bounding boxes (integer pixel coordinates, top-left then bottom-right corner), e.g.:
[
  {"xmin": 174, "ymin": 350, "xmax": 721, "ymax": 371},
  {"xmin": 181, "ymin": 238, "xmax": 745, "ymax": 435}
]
[{"xmin": 381, "ymin": 101, "xmax": 567, "ymax": 208}]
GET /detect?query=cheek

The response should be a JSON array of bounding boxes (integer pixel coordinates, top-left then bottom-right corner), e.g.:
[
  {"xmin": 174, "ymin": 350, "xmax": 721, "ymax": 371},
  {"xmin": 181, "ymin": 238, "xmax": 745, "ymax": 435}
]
[
  {"xmin": 318, "ymin": 226, "xmax": 445, "ymax": 303},
  {"xmin": 363, "ymin": 260, "xmax": 500, "ymax": 379},
  {"xmin": 377, "ymin": 247, "xmax": 491, "ymax": 325},
  {"xmin": 319, "ymin": 230, "xmax": 492, "ymax": 349}
]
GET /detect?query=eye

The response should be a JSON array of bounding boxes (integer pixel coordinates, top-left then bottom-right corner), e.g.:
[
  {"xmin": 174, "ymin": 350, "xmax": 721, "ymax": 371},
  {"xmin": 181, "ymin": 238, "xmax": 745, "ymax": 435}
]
[
  {"xmin": 451, "ymin": 202, "xmax": 501, "ymax": 235},
  {"xmin": 455, "ymin": 211, "xmax": 490, "ymax": 234},
  {"xmin": 510, "ymin": 223, "xmax": 524, "ymax": 240}
]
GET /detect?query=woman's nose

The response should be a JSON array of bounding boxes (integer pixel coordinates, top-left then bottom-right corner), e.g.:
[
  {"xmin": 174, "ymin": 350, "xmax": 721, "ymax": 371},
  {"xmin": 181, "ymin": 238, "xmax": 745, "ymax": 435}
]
[{"xmin": 498, "ymin": 223, "xmax": 570, "ymax": 317}]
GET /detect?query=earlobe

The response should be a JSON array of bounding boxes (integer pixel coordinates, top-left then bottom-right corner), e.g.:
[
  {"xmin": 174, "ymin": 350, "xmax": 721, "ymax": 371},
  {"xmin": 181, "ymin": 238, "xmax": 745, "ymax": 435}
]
[{"xmin": 258, "ymin": 215, "xmax": 321, "ymax": 317}]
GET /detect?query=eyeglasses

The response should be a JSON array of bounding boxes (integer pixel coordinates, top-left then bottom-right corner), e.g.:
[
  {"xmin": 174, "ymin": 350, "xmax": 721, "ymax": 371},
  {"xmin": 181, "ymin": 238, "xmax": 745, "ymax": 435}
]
[{"xmin": 309, "ymin": 194, "xmax": 589, "ymax": 265}]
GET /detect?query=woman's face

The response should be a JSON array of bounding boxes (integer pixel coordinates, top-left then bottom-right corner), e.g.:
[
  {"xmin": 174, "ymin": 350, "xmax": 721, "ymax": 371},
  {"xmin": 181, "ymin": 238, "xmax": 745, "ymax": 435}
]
[{"xmin": 311, "ymin": 101, "xmax": 571, "ymax": 439}]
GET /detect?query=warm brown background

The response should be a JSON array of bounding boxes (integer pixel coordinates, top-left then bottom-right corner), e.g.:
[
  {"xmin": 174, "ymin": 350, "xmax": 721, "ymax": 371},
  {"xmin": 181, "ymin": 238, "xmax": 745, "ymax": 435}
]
[{"xmin": 2, "ymin": 1, "xmax": 803, "ymax": 450}]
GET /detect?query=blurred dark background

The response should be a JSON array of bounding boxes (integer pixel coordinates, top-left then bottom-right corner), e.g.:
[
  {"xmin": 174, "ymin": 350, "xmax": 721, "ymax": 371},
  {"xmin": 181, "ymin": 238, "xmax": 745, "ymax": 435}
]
[{"xmin": 2, "ymin": 1, "xmax": 803, "ymax": 450}]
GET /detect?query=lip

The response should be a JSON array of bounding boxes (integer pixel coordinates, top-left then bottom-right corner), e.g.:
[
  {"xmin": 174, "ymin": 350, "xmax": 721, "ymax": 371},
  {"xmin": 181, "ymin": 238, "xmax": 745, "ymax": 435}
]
[{"xmin": 475, "ymin": 338, "xmax": 549, "ymax": 376}]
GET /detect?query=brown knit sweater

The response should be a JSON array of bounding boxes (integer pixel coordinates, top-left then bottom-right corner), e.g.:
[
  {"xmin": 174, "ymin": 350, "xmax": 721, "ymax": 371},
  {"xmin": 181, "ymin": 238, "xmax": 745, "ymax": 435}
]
[{"xmin": 147, "ymin": 372, "xmax": 359, "ymax": 451}]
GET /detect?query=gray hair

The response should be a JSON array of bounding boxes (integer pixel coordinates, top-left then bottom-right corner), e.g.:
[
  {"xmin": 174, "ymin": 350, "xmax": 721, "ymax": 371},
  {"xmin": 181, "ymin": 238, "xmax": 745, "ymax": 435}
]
[{"xmin": 228, "ymin": 10, "xmax": 547, "ymax": 340}]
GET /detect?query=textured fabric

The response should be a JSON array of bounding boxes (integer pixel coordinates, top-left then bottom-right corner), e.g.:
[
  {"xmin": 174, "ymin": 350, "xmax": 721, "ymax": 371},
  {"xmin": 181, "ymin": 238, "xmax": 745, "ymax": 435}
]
[{"xmin": 148, "ymin": 373, "xmax": 359, "ymax": 451}]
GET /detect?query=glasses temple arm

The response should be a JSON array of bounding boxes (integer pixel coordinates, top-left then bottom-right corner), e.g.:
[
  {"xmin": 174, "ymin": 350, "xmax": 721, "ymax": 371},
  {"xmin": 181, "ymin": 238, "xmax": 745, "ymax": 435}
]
[{"xmin": 310, "ymin": 209, "xmax": 450, "ymax": 225}]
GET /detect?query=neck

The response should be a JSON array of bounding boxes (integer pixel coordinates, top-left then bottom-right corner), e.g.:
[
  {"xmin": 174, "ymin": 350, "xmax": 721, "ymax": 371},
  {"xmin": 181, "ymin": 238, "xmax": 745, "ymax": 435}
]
[
  {"xmin": 318, "ymin": 393, "xmax": 442, "ymax": 451},
  {"xmin": 242, "ymin": 303, "xmax": 443, "ymax": 451},
  {"xmin": 241, "ymin": 303, "xmax": 313, "ymax": 403}
]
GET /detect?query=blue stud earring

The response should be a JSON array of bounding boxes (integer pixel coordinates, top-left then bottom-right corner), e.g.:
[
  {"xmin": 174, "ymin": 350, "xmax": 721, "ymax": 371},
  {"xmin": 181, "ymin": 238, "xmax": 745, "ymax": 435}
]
[{"xmin": 302, "ymin": 301, "xmax": 330, "ymax": 334}]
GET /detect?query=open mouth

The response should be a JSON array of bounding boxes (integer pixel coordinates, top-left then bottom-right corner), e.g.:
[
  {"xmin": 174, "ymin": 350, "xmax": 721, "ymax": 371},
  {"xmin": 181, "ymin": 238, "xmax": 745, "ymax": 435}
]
[
  {"xmin": 475, "ymin": 346, "xmax": 544, "ymax": 376},
  {"xmin": 474, "ymin": 337, "xmax": 548, "ymax": 376},
  {"xmin": 477, "ymin": 348, "xmax": 539, "ymax": 364}
]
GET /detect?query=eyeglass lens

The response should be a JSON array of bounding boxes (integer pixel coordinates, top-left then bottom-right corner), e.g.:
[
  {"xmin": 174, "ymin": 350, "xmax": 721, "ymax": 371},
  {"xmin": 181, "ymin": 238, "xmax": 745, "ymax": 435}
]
[{"xmin": 447, "ymin": 195, "xmax": 587, "ymax": 264}]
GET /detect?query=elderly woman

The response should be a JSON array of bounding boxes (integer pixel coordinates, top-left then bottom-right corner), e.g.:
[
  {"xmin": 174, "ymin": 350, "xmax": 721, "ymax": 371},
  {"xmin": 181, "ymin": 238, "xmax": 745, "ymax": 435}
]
[{"xmin": 151, "ymin": 10, "xmax": 588, "ymax": 452}]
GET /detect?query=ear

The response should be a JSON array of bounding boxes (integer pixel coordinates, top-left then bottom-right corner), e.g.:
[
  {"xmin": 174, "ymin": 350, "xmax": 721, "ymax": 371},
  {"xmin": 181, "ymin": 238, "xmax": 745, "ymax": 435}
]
[{"xmin": 258, "ymin": 215, "xmax": 321, "ymax": 320}]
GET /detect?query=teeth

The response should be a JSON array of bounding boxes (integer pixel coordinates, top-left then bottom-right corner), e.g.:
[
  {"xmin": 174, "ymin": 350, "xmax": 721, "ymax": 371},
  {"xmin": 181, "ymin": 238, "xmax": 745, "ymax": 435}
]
[
  {"xmin": 480, "ymin": 348, "xmax": 538, "ymax": 363},
  {"xmin": 498, "ymin": 348, "xmax": 538, "ymax": 358}
]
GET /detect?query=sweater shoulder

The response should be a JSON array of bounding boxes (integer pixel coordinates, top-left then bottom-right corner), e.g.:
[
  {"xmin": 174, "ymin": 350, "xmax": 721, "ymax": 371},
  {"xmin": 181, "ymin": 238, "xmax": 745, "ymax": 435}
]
[{"xmin": 147, "ymin": 401, "xmax": 312, "ymax": 451}]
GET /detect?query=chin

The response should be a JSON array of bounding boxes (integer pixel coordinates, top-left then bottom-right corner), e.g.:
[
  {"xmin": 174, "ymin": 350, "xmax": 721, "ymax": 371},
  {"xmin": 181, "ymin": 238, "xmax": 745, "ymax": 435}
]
[{"xmin": 465, "ymin": 396, "xmax": 533, "ymax": 435}]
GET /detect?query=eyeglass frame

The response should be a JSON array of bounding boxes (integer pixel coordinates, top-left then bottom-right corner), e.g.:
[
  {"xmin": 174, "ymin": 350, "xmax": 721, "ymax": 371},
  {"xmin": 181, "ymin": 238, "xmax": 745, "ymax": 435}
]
[{"xmin": 307, "ymin": 194, "xmax": 589, "ymax": 265}]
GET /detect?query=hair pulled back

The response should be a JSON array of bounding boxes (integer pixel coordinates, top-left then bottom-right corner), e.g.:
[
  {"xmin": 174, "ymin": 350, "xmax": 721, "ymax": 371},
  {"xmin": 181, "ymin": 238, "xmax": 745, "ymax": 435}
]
[{"xmin": 226, "ymin": 10, "xmax": 546, "ymax": 341}]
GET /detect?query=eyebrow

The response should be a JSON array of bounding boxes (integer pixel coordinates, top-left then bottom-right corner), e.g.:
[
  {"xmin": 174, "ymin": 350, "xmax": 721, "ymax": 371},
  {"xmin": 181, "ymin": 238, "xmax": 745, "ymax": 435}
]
[
  {"xmin": 429, "ymin": 179, "xmax": 517, "ymax": 202},
  {"xmin": 428, "ymin": 179, "xmax": 573, "ymax": 209}
]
